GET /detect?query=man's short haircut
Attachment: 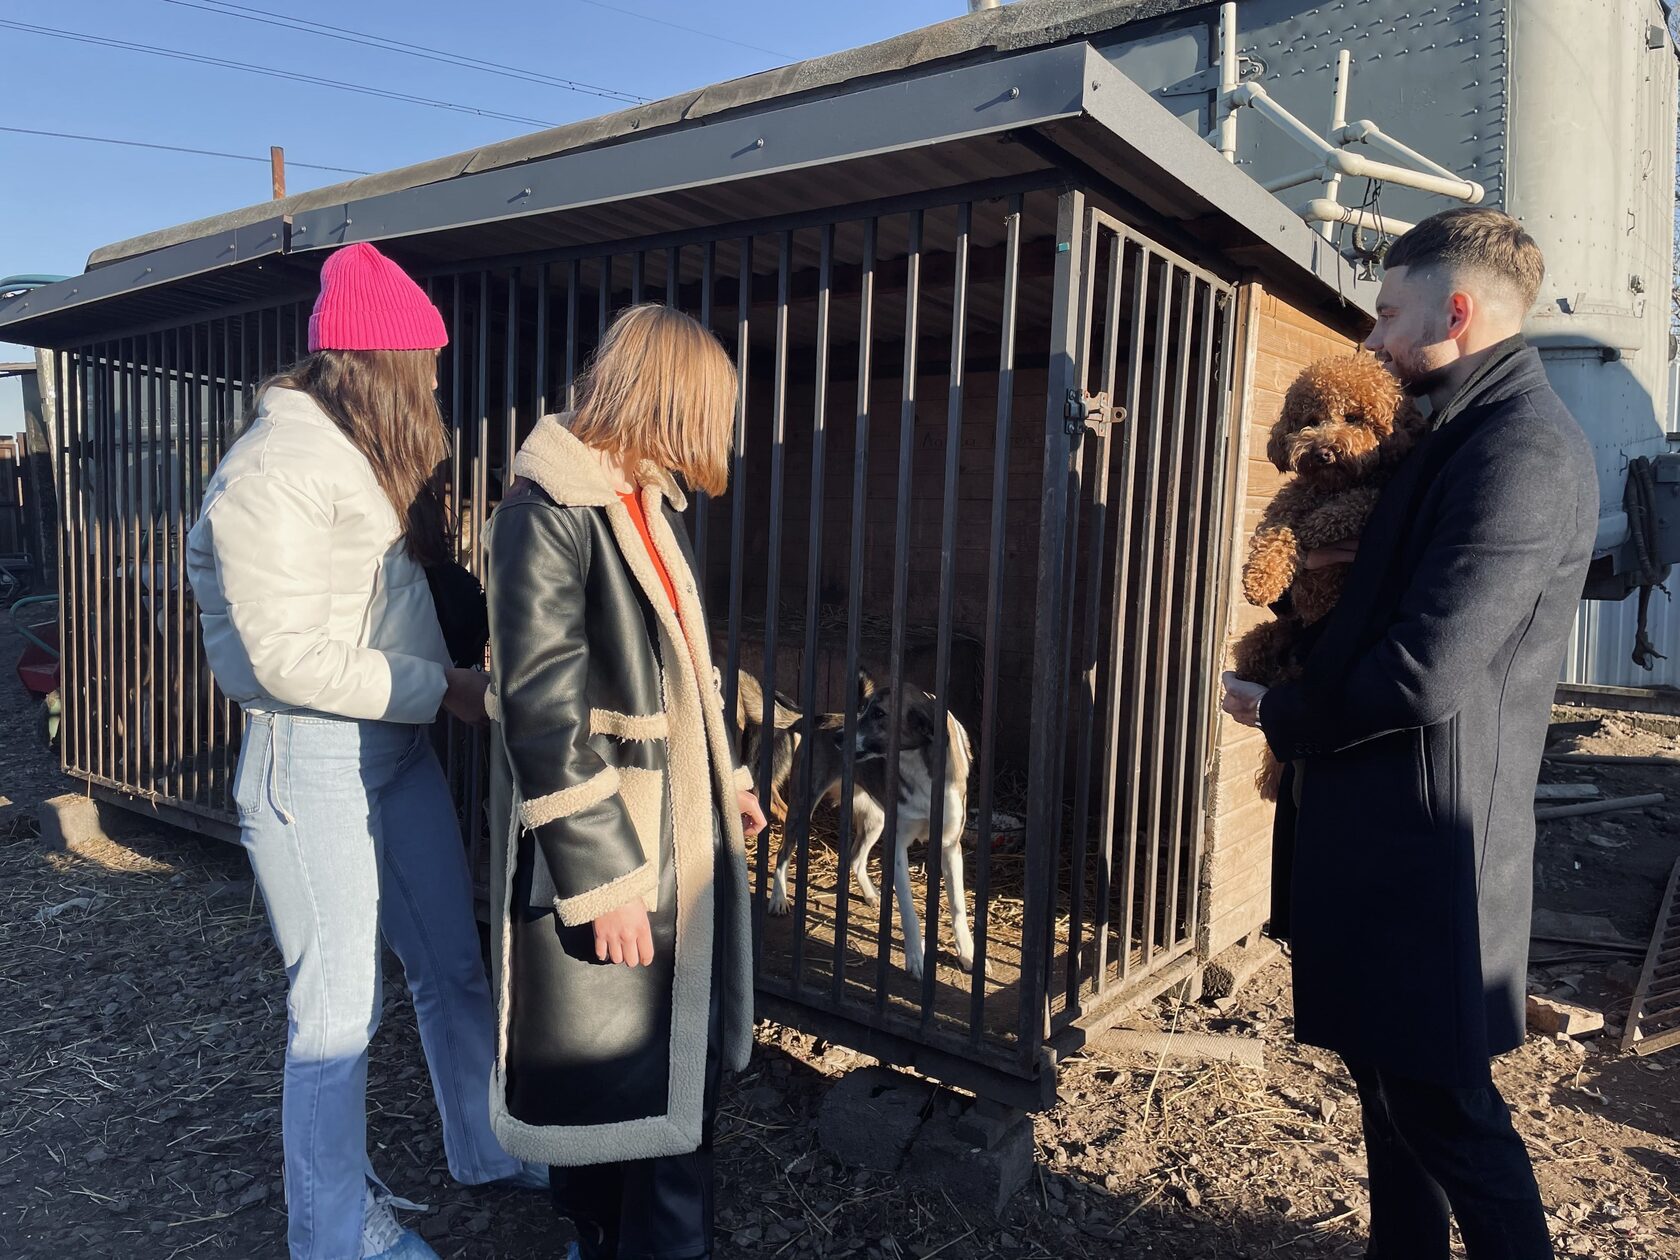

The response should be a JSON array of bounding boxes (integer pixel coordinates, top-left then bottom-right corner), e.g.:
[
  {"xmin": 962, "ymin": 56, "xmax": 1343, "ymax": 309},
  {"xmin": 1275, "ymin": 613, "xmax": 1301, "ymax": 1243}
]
[{"xmin": 1384, "ymin": 208, "xmax": 1545, "ymax": 314}]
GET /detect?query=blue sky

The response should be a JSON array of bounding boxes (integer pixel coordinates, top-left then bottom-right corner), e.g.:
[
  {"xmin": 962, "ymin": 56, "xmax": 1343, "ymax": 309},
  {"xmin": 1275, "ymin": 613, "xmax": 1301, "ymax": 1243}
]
[{"xmin": 0, "ymin": 0, "xmax": 964, "ymax": 429}]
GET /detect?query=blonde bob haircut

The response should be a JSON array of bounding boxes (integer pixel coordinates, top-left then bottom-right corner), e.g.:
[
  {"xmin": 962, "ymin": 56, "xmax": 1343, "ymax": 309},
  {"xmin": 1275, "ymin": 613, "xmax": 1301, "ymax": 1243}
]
[{"xmin": 568, "ymin": 303, "xmax": 739, "ymax": 497}]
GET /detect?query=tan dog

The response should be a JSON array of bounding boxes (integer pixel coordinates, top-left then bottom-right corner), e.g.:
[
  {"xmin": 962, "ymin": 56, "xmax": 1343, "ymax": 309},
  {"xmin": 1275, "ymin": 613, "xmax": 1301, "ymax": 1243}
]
[{"xmin": 1230, "ymin": 354, "xmax": 1428, "ymax": 800}]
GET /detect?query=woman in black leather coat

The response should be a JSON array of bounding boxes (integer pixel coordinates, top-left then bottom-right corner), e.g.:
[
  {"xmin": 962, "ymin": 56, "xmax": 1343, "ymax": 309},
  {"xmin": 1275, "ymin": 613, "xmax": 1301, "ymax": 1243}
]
[{"xmin": 484, "ymin": 303, "xmax": 765, "ymax": 1260}]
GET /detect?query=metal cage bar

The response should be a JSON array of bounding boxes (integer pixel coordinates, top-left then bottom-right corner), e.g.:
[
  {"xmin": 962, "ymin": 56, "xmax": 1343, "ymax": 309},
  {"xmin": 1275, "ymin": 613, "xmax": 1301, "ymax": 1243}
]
[
  {"xmin": 785, "ymin": 223, "xmax": 833, "ymax": 988},
  {"xmin": 873, "ymin": 207, "xmax": 923, "ymax": 1012},
  {"xmin": 43, "ymin": 181, "xmax": 1247, "ymax": 1108}
]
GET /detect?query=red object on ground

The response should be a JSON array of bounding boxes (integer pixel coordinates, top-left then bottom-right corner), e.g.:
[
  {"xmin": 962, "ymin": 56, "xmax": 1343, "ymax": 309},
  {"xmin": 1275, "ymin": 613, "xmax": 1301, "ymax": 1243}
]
[{"xmin": 16, "ymin": 622, "xmax": 59, "ymax": 697}]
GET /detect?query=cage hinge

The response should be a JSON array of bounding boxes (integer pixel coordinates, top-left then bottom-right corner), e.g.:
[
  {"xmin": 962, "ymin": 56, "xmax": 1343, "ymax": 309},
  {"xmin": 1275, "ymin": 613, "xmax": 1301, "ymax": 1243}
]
[{"xmin": 1064, "ymin": 389, "xmax": 1118, "ymax": 437}]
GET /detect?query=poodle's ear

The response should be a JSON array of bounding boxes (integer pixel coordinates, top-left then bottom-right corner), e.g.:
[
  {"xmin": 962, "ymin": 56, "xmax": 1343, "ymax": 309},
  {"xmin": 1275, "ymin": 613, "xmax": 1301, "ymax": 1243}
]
[
  {"xmin": 1344, "ymin": 354, "xmax": 1403, "ymax": 433},
  {"xmin": 1390, "ymin": 396, "xmax": 1430, "ymax": 448},
  {"xmin": 1269, "ymin": 378, "xmax": 1314, "ymax": 471}
]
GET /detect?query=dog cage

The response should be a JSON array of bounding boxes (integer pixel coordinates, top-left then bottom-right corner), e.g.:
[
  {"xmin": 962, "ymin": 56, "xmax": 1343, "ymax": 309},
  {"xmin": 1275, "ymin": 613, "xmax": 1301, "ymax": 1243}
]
[
  {"xmin": 13, "ymin": 32, "xmax": 1377, "ymax": 1107},
  {"xmin": 45, "ymin": 183, "xmax": 1238, "ymax": 1106}
]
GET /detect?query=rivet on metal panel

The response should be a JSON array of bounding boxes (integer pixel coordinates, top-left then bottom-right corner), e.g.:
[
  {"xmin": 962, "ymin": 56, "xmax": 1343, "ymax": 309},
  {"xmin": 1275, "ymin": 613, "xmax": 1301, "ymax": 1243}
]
[
  {"xmin": 754, "ymin": 138, "xmax": 765, "ymax": 149},
  {"xmin": 296, "ymin": 225, "xmax": 308, "ymax": 234},
  {"xmin": 1009, "ymin": 86, "xmax": 1021, "ymax": 98}
]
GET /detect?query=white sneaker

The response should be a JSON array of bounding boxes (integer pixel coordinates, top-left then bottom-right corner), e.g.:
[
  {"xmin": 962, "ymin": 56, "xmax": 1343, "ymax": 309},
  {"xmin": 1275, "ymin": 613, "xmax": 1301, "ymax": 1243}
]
[
  {"xmin": 361, "ymin": 1186, "xmax": 439, "ymax": 1259},
  {"xmin": 361, "ymin": 1186, "xmax": 404, "ymax": 1258}
]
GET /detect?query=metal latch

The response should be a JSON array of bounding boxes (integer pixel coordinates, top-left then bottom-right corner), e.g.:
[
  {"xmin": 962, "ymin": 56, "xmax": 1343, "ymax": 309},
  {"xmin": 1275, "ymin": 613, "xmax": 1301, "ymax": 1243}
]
[{"xmin": 1064, "ymin": 389, "xmax": 1118, "ymax": 438}]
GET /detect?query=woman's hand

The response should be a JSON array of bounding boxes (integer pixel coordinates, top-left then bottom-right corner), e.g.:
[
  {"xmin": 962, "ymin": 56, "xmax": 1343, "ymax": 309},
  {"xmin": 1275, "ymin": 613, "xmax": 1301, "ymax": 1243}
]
[
  {"xmin": 593, "ymin": 900, "xmax": 655, "ymax": 967},
  {"xmin": 442, "ymin": 668, "xmax": 490, "ymax": 728},
  {"xmin": 738, "ymin": 789, "xmax": 767, "ymax": 838}
]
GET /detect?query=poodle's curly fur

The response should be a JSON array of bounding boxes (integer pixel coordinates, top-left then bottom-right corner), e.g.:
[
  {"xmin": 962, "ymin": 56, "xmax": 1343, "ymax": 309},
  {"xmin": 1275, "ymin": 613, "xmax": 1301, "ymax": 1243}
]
[{"xmin": 1230, "ymin": 354, "xmax": 1428, "ymax": 799}]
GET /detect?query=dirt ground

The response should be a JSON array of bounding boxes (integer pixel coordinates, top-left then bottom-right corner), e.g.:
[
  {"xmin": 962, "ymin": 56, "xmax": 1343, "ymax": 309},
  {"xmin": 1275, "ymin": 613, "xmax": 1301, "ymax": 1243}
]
[{"xmin": 3, "ymin": 614, "xmax": 1678, "ymax": 1259}]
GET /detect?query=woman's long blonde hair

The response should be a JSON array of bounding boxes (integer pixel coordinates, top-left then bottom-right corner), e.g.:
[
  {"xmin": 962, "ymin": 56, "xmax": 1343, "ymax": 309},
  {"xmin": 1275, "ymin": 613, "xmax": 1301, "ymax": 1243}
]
[
  {"xmin": 264, "ymin": 349, "xmax": 452, "ymax": 565},
  {"xmin": 568, "ymin": 304, "xmax": 739, "ymax": 497}
]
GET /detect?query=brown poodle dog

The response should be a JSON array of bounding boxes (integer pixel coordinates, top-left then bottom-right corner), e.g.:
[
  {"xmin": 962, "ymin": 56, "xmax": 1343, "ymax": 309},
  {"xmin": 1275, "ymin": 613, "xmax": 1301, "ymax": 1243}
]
[{"xmin": 1230, "ymin": 353, "xmax": 1428, "ymax": 799}]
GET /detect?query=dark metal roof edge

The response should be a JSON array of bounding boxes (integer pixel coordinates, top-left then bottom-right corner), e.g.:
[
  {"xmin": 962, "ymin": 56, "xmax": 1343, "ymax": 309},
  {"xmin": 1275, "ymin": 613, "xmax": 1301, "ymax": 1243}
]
[
  {"xmin": 287, "ymin": 45, "xmax": 1089, "ymax": 255},
  {"xmin": 82, "ymin": 0, "xmax": 1208, "ymax": 271},
  {"xmin": 0, "ymin": 218, "xmax": 292, "ymax": 336}
]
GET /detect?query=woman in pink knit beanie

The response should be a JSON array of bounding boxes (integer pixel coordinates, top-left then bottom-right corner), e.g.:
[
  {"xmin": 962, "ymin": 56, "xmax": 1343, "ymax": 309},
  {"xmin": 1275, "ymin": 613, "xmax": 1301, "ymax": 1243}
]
[{"xmin": 186, "ymin": 242, "xmax": 547, "ymax": 1260}]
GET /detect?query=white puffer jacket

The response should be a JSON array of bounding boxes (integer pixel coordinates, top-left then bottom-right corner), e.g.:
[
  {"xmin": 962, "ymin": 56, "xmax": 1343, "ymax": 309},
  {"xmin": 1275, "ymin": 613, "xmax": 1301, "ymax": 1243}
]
[{"xmin": 185, "ymin": 386, "xmax": 450, "ymax": 724}]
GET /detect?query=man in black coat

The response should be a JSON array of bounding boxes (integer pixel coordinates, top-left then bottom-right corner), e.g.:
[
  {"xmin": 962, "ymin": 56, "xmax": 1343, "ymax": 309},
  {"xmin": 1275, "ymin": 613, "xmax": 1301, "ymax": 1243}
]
[{"xmin": 1223, "ymin": 208, "xmax": 1598, "ymax": 1260}]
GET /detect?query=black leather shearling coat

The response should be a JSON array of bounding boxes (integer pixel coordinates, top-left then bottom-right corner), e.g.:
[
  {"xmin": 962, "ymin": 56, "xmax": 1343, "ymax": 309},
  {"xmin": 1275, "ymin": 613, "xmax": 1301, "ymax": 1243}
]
[{"xmin": 483, "ymin": 415, "xmax": 754, "ymax": 1166}]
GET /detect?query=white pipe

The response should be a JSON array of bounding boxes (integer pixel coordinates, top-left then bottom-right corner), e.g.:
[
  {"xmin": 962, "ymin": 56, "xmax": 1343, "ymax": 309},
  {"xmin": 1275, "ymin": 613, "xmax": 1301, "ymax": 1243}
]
[
  {"xmin": 1298, "ymin": 199, "xmax": 1418, "ymax": 235},
  {"xmin": 1264, "ymin": 165, "xmax": 1330, "ymax": 194},
  {"xmin": 1231, "ymin": 81, "xmax": 1337, "ymax": 161},
  {"xmin": 967, "ymin": 0, "xmax": 1001, "ymax": 10},
  {"xmin": 1218, "ymin": 2, "xmax": 1239, "ymax": 163},
  {"xmin": 1320, "ymin": 49, "xmax": 1352, "ymax": 241},
  {"xmin": 1327, "ymin": 149, "xmax": 1484, "ymax": 202},
  {"xmin": 1339, "ymin": 119, "xmax": 1468, "ymax": 187}
]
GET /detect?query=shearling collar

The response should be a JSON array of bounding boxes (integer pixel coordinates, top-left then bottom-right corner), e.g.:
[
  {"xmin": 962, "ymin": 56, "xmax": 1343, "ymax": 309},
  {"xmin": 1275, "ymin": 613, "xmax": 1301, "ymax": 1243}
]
[{"xmin": 511, "ymin": 413, "xmax": 688, "ymax": 512}]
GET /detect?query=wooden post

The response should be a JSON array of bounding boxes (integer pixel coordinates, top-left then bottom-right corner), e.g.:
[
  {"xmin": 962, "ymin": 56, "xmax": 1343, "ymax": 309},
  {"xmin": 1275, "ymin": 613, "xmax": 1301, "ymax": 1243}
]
[{"xmin": 270, "ymin": 146, "xmax": 286, "ymax": 200}]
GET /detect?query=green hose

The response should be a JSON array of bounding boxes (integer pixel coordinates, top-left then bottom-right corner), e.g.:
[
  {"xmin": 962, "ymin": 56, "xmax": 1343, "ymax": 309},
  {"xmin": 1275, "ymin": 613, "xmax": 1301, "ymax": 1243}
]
[{"xmin": 10, "ymin": 594, "xmax": 59, "ymax": 658}]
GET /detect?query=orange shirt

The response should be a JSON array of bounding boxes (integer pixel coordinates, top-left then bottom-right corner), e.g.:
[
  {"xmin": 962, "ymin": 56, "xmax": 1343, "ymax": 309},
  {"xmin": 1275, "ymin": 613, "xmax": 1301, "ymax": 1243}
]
[{"xmin": 619, "ymin": 491, "xmax": 679, "ymax": 612}]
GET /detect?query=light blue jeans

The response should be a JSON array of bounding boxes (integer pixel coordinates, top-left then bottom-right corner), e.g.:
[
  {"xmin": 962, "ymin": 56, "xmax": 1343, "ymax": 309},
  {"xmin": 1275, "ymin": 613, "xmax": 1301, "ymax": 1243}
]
[{"xmin": 234, "ymin": 709, "xmax": 522, "ymax": 1260}]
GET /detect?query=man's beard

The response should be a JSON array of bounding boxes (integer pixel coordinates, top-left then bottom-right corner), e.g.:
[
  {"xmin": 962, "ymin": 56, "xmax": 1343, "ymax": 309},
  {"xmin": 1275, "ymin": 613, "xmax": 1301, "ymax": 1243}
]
[{"xmin": 1386, "ymin": 350, "xmax": 1451, "ymax": 398}]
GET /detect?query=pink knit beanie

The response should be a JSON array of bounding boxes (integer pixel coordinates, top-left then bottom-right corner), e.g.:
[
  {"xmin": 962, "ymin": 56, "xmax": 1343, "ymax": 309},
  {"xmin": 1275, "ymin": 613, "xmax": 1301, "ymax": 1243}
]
[{"xmin": 307, "ymin": 242, "xmax": 448, "ymax": 353}]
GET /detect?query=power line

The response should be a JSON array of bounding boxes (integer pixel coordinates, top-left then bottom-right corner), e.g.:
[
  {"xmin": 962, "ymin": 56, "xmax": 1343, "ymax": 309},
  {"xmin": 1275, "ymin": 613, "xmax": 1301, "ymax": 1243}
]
[
  {"xmin": 161, "ymin": 0, "xmax": 646, "ymax": 106},
  {"xmin": 572, "ymin": 0, "xmax": 796, "ymax": 61},
  {"xmin": 0, "ymin": 125, "xmax": 369, "ymax": 176},
  {"xmin": 0, "ymin": 19, "xmax": 559, "ymax": 129}
]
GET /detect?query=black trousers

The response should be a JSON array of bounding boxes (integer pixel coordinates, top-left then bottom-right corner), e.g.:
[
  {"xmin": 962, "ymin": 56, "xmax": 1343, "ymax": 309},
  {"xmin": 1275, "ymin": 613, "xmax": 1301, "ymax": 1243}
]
[
  {"xmin": 550, "ymin": 911, "xmax": 727, "ymax": 1260},
  {"xmin": 1344, "ymin": 1058, "xmax": 1553, "ymax": 1260}
]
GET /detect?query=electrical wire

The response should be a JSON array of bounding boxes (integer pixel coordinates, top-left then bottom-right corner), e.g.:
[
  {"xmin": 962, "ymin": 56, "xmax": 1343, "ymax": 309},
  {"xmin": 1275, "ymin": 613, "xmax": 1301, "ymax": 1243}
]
[
  {"xmin": 571, "ymin": 0, "xmax": 795, "ymax": 60},
  {"xmin": 160, "ymin": 0, "xmax": 645, "ymax": 105},
  {"xmin": 0, "ymin": 19, "xmax": 559, "ymax": 128},
  {"xmin": 0, "ymin": 124, "xmax": 369, "ymax": 175}
]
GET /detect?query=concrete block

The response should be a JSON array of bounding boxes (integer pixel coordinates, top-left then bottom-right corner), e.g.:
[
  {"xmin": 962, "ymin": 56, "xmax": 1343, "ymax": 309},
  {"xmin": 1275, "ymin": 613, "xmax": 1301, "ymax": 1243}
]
[
  {"xmin": 37, "ymin": 794, "xmax": 113, "ymax": 853},
  {"xmin": 951, "ymin": 1098, "xmax": 1017, "ymax": 1149},
  {"xmin": 816, "ymin": 1067, "xmax": 933, "ymax": 1173},
  {"xmin": 1202, "ymin": 936, "xmax": 1282, "ymax": 1001},
  {"xmin": 1526, "ymin": 995, "xmax": 1605, "ymax": 1039},
  {"xmin": 905, "ymin": 1107, "xmax": 1034, "ymax": 1217}
]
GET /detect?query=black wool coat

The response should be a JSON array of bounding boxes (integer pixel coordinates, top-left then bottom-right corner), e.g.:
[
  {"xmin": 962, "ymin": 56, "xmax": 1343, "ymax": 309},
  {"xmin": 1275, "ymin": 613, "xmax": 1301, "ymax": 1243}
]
[{"xmin": 1260, "ymin": 339, "xmax": 1598, "ymax": 1087}]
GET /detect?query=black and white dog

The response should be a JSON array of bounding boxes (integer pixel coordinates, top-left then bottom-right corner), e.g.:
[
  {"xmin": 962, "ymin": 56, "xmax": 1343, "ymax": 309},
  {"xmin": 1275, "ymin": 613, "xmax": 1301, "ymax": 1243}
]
[
  {"xmin": 745, "ymin": 671, "xmax": 974, "ymax": 981},
  {"xmin": 721, "ymin": 668, "xmax": 802, "ymax": 822}
]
